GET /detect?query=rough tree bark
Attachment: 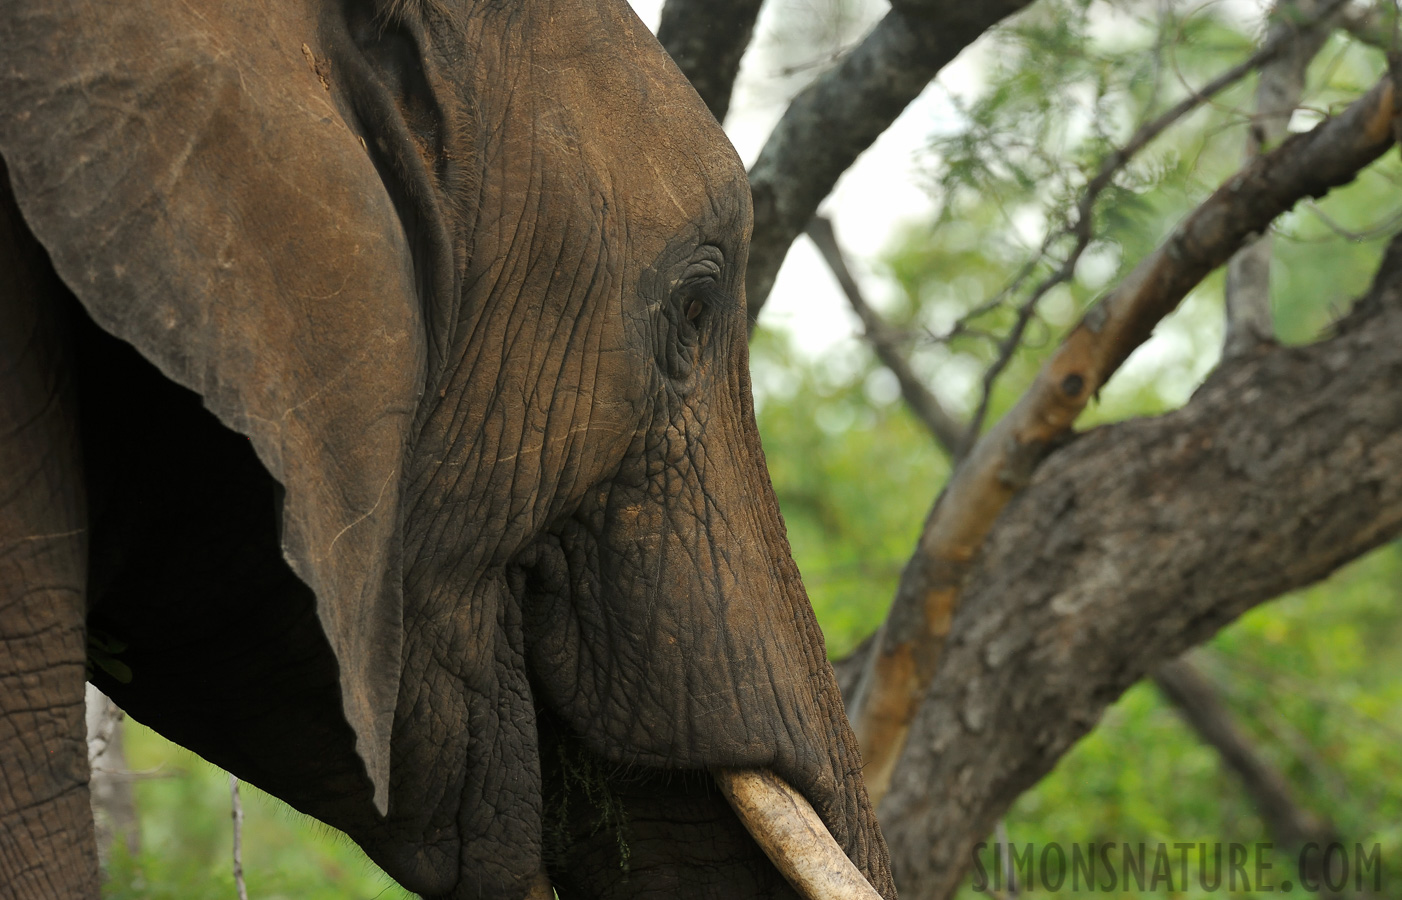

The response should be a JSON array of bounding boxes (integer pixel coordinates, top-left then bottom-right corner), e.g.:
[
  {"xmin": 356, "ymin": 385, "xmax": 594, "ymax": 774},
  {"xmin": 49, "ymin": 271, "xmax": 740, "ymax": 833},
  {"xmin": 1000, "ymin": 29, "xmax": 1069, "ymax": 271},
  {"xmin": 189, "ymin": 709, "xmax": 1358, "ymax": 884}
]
[
  {"xmin": 875, "ymin": 232, "xmax": 1402, "ymax": 898},
  {"xmin": 844, "ymin": 72, "xmax": 1401, "ymax": 806},
  {"xmin": 1191, "ymin": 6, "xmax": 1352, "ymax": 884},
  {"xmin": 815, "ymin": 194, "xmax": 1350, "ymax": 881}
]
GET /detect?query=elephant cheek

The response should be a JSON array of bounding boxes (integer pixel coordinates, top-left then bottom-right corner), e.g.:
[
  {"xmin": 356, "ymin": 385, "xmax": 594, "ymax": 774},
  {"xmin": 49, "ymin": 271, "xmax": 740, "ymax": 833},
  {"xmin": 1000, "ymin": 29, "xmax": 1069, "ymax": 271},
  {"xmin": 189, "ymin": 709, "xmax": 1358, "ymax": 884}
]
[
  {"xmin": 522, "ymin": 441, "xmax": 838, "ymax": 798},
  {"xmin": 357, "ymin": 571, "xmax": 546, "ymax": 900},
  {"xmin": 513, "ymin": 330, "xmax": 890, "ymax": 895}
]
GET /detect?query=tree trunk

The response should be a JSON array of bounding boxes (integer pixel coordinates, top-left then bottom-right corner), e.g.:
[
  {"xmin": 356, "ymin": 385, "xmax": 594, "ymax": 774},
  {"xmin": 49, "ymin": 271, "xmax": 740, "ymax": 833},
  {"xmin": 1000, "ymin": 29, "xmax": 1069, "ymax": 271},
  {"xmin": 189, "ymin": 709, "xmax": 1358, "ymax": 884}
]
[
  {"xmin": 876, "ymin": 235, "xmax": 1402, "ymax": 899},
  {"xmin": 86, "ymin": 685, "xmax": 140, "ymax": 867}
]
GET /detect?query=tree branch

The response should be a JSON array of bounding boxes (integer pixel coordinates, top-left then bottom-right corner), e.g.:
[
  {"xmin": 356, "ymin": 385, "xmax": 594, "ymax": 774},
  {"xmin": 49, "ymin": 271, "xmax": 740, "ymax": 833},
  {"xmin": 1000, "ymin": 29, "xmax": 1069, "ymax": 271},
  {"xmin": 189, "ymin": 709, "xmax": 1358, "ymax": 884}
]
[
  {"xmin": 231, "ymin": 775, "xmax": 248, "ymax": 900},
  {"xmin": 965, "ymin": 0, "xmax": 1353, "ymax": 436},
  {"xmin": 657, "ymin": 0, "xmax": 765, "ymax": 123},
  {"xmin": 745, "ymin": 0, "xmax": 1041, "ymax": 321},
  {"xmin": 878, "ymin": 232, "xmax": 1402, "ymax": 898},
  {"xmin": 1224, "ymin": 0, "xmax": 1339, "ymax": 357},
  {"xmin": 844, "ymin": 73, "xmax": 1401, "ymax": 806},
  {"xmin": 85, "ymin": 686, "xmax": 139, "ymax": 864},
  {"xmin": 1340, "ymin": 3, "xmax": 1399, "ymax": 52},
  {"xmin": 820, "ymin": 189, "xmax": 1358, "ymax": 889},
  {"xmin": 1153, "ymin": 658, "xmax": 1340, "ymax": 861},
  {"xmin": 806, "ymin": 216, "xmax": 965, "ymax": 456}
]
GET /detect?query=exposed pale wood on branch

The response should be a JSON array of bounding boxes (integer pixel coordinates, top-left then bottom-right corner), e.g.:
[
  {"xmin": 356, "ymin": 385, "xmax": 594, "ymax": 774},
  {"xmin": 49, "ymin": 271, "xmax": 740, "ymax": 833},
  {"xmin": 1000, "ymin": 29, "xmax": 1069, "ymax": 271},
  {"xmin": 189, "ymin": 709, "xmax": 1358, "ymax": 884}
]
[
  {"xmin": 845, "ymin": 73, "xmax": 1402, "ymax": 808},
  {"xmin": 657, "ymin": 0, "xmax": 765, "ymax": 123},
  {"xmin": 813, "ymin": 207, "xmax": 1348, "ymax": 862},
  {"xmin": 806, "ymin": 216, "xmax": 965, "ymax": 455},
  {"xmin": 963, "ymin": 0, "xmax": 1352, "ymax": 439},
  {"xmin": 880, "ymin": 232, "xmax": 1402, "ymax": 898},
  {"xmin": 1224, "ymin": 0, "xmax": 1337, "ymax": 356},
  {"xmin": 814, "ymin": 203, "xmax": 1349, "ymax": 865},
  {"xmin": 745, "ymin": 0, "xmax": 1040, "ymax": 322}
]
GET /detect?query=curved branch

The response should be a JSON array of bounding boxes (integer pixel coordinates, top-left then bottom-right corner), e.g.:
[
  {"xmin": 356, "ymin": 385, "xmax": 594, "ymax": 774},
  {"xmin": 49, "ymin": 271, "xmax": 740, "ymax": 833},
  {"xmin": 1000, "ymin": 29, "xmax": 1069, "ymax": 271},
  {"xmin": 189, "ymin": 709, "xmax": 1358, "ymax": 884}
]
[
  {"xmin": 807, "ymin": 216, "xmax": 965, "ymax": 455},
  {"xmin": 745, "ymin": 0, "xmax": 1040, "ymax": 321},
  {"xmin": 845, "ymin": 74, "xmax": 1402, "ymax": 806},
  {"xmin": 878, "ymin": 234, "xmax": 1402, "ymax": 899},
  {"xmin": 657, "ymin": 0, "xmax": 765, "ymax": 123},
  {"xmin": 965, "ymin": 0, "xmax": 1351, "ymax": 435},
  {"xmin": 1152, "ymin": 658, "xmax": 1340, "ymax": 865}
]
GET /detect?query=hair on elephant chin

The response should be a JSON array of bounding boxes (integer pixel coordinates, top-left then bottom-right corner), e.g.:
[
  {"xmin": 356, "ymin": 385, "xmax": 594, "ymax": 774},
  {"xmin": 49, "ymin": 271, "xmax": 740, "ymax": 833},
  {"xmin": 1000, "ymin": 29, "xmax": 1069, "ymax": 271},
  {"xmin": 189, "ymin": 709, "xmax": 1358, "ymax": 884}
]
[
  {"xmin": 539, "ymin": 713, "xmax": 634, "ymax": 878},
  {"xmin": 536, "ymin": 708, "xmax": 806, "ymax": 899},
  {"xmin": 370, "ymin": 0, "xmax": 450, "ymax": 26}
]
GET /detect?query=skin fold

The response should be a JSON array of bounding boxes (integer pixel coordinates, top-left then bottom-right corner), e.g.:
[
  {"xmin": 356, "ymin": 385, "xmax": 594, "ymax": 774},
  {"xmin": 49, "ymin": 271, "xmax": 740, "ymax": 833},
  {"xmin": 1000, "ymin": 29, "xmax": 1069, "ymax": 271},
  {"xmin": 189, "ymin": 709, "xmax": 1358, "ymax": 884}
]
[{"xmin": 0, "ymin": 1, "xmax": 894, "ymax": 897}]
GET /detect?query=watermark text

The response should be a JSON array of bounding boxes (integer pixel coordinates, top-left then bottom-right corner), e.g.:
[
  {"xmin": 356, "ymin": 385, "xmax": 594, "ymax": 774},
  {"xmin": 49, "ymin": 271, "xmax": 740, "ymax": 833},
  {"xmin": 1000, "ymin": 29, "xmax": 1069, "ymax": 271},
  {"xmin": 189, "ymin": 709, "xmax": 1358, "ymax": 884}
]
[{"xmin": 970, "ymin": 841, "xmax": 1382, "ymax": 893}]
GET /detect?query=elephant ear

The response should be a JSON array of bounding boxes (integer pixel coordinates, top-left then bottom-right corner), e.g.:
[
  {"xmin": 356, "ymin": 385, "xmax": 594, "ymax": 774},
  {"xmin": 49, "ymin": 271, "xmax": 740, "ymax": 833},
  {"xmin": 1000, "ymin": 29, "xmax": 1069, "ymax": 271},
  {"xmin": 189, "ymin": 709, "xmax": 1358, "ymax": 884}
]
[{"xmin": 0, "ymin": 0, "xmax": 422, "ymax": 813}]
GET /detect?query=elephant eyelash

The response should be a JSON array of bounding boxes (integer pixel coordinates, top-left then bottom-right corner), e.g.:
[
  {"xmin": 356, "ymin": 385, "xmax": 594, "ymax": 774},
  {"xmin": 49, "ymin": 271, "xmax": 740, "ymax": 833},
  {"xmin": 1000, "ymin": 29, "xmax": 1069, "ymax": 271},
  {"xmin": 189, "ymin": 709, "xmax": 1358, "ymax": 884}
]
[{"xmin": 676, "ymin": 281, "xmax": 734, "ymax": 328}]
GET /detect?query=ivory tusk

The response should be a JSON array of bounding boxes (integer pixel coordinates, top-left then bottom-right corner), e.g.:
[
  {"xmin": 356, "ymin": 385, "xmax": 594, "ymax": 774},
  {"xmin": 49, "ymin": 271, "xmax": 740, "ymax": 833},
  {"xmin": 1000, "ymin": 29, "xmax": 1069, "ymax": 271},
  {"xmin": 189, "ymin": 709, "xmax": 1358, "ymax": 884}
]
[{"xmin": 712, "ymin": 767, "xmax": 883, "ymax": 900}]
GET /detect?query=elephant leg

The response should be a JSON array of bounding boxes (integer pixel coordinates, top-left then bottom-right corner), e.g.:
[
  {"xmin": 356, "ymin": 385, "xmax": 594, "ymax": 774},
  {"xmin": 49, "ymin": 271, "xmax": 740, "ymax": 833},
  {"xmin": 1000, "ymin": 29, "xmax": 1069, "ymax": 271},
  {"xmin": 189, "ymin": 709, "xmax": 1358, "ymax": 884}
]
[{"xmin": 0, "ymin": 162, "xmax": 98, "ymax": 898}]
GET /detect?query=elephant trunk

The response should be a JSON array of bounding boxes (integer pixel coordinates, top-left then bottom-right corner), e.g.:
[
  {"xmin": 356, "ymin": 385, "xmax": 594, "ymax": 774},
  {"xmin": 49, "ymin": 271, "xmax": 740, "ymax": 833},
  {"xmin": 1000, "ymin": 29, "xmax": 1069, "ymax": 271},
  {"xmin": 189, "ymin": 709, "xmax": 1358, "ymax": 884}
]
[{"xmin": 714, "ymin": 768, "xmax": 885, "ymax": 900}]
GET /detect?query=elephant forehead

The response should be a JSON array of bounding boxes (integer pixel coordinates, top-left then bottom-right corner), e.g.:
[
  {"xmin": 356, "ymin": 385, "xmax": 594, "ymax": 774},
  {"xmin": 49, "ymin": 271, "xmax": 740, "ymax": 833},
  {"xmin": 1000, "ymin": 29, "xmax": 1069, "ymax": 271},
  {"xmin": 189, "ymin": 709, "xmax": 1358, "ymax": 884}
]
[{"xmin": 523, "ymin": 0, "xmax": 749, "ymax": 237}]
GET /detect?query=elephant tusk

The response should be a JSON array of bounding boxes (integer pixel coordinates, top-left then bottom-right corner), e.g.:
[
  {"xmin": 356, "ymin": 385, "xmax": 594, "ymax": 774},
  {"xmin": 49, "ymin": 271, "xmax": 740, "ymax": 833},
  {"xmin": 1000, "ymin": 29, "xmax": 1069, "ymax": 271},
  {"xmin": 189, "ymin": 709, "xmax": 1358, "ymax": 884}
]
[{"xmin": 712, "ymin": 767, "xmax": 883, "ymax": 900}]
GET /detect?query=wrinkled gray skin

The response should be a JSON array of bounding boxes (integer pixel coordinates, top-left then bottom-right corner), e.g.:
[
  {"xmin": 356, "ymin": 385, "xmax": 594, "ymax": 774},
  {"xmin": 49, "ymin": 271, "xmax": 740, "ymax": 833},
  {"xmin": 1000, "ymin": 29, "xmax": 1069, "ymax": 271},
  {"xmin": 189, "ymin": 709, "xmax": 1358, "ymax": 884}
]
[{"xmin": 0, "ymin": 1, "xmax": 894, "ymax": 898}]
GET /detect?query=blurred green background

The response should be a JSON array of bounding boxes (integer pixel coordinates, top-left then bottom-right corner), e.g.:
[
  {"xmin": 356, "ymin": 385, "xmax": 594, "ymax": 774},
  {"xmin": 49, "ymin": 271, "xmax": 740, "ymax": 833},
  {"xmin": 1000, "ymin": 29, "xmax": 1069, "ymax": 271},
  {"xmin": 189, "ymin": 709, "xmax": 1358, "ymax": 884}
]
[{"xmin": 102, "ymin": 728, "xmax": 411, "ymax": 900}]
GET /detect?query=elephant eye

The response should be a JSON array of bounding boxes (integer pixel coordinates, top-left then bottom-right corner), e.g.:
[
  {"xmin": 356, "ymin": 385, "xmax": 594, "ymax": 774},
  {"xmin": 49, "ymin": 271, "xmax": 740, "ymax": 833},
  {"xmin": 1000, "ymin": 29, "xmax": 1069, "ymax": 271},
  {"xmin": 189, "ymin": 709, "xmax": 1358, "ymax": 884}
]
[
  {"xmin": 663, "ymin": 280, "xmax": 733, "ymax": 383},
  {"xmin": 676, "ymin": 280, "xmax": 723, "ymax": 336}
]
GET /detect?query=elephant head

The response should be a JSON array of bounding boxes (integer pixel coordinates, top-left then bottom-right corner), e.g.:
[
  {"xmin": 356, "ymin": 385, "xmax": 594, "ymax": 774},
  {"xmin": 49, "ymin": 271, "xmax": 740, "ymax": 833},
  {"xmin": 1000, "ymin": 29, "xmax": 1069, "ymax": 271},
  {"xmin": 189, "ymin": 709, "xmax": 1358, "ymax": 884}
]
[{"xmin": 0, "ymin": 0, "xmax": 893, "ymax": 897}]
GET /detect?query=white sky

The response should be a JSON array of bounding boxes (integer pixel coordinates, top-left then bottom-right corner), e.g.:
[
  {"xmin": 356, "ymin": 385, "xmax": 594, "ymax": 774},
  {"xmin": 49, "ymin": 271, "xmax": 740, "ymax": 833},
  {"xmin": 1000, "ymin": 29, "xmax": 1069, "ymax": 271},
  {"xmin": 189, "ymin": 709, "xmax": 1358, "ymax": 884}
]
[
  {"xmin": 625, "ymin": 0, "xmax": 1271, "ymax": 376},
  {"xmin": 626, "ymin": 0, "xmax": 980, "ymax": 355}
]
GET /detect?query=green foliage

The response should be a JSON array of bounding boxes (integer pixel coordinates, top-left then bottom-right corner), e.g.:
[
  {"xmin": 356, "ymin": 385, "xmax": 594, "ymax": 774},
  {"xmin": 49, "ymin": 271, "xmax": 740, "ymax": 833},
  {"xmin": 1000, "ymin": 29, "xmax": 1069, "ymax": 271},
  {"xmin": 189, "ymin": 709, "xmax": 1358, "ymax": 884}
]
[
  {"xmin": 541, "ymin": 737, "xmax": 634, "ymax": 875},
  {"xmin": 102, "ymin": 723, "xmax": 410, "ymax": 899},
  {"xmin": 749, "ymin": 2, "xmax": 1402, "ymax": 897},
  {"xmin": 947, "ymin": 546, "xmax": 1402, "ymax": 899},
  {"xmin": 885, "ymin": 0, "xmax": 1402, "ymax": 439},
  {"xmin": 751, "ymin": 329, "xmax": 948, "ymax": 657}
]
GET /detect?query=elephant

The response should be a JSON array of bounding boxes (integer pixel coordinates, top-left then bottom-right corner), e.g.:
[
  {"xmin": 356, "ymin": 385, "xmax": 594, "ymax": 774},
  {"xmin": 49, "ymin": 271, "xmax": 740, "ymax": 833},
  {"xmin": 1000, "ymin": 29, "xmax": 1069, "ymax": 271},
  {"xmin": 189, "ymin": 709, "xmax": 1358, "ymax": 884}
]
[{"xmin": 0, "ymin": 0, "xmax": 896, "ymax": 897}]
